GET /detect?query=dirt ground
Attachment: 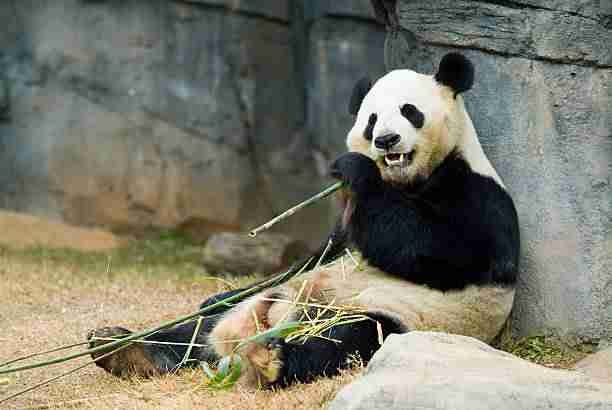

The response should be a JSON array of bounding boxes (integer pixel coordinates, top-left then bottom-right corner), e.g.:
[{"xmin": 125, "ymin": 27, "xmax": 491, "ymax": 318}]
[
  {"xmin": 0, "ymin": 248, "xmax": 358, "ymax": 410},
  {"xmin": 0, "ymin": 211, "xmax": 122, "ymax": 252}
]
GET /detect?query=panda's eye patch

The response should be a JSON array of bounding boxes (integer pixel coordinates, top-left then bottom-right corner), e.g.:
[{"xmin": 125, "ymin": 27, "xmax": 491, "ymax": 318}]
[
  {"xmin": 400, "ymin": 104, "xmax": 425, "ymax": 129},
  {"xmin": 364, "ymin": 113, "xmax": 377, "ymax": 141}
]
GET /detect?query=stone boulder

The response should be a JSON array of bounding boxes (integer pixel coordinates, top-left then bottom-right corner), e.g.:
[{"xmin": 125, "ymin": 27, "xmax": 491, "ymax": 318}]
[
  {"xmin": 202, "ymin": 232, "xmax": 309, "ymax": 275},
  {"xmin": 575, "ymin": 347, "xmax": 612, "ymax": 384},
  {"xmin": 329, "ymin": 332, "xmax": 612, "ymax": 410}
]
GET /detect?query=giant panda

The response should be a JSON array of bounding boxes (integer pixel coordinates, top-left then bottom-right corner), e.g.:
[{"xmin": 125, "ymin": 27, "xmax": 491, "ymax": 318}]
[{"xmin": 88, "ymin": 52, "xmax": 520, "ymax": 387}]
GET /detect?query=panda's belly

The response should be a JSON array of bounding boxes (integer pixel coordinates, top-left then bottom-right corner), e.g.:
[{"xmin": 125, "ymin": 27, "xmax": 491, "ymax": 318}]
[{"xmin": 289, "ymin": 254, "xmax": 515, "ymax": 343}]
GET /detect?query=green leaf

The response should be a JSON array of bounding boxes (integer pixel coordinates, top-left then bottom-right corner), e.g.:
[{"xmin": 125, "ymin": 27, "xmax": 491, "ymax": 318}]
[
  {"xmin": 217, "ymin": 356, "xmax": 232, "ymax": 377},
  {"xmin": 203, "ymin": 355, "xmax": 243, "ymax": 390},
  {"xmin": 237, "ymin": 321, "xmax": 302, "ymax": 349}
]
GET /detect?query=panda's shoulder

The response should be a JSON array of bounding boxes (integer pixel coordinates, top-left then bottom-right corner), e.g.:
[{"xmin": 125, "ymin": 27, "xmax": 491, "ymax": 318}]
[
  {"xmin": 420, "ymin": 152, "xmax": 516, "ymax": 222},
  {"xmin": 423, "ymin": 152, "xmax": 508, "ymax": 198}
]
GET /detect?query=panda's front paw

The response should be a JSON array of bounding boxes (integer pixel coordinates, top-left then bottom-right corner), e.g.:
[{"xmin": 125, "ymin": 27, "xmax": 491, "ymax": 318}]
[
  {"xmin": 247, "ymin": 338, "xmax": 284, "ymax": 387},
  {"xmin": 330, "ymin": 152, "xmax": 382, "ymax": 196}
]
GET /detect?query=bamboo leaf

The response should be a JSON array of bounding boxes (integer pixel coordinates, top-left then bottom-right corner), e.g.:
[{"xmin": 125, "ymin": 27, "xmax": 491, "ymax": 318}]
[
  {"xmin": 203, "ymin": 355, "xmax": 243, "ymax": 390},
  {"xmin": 237, "ymin": 322, "xmax": 302, "ymax": 350}
]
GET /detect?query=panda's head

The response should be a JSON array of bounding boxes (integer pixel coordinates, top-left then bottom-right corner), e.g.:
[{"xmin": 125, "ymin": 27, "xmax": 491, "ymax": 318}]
[{"xmin": 347, "ymin": 53, "xmax": 478, "ymax": 186}]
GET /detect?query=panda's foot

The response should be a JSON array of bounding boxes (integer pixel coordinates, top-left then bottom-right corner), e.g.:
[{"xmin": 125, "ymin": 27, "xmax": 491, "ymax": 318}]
[
  {"xmin": 87, "ymin": 327, "xmax": 161, "ymax": 378},
  {"xmin": 246, "ymin": 340, "xmax": 283, "ymax": 386}
]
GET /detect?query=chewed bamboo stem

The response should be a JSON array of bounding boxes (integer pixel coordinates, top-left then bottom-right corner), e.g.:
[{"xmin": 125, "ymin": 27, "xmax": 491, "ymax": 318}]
[
  {"xmin": 249, "ymin": 181, "xmax": 344, "ymax": 237},
  {"xmin": 0, "ymin": 256, "xmax": 314, "ymax": 376}
]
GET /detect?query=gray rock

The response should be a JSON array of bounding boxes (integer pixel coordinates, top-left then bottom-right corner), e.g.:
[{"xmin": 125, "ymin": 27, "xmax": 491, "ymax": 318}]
[
  {"xmin": 313, "ymin": 0, "xmax": 378, "ymax": 21},
  {"xmin": 307, "ymin": 16, "xmax": 386, "ymax": 158},
  {"xmin": 181, "ymin": 0, "xmax": 290, "ymax": 22},
  {"xmin": 202, "ymin": 232, "xmax": 309, "ymax": 275},
  {"xmin": 395, "ymin": 0, "xmax": 612, "ymax": 66},
  {"xmin": 329, "ymin": 332, "xmax": 612, "ymax": 410},
  {"xmin": 381, "ymin": 0, "xmax": 612, "ymax": 343},
  {"xmin": 575, "ymin": 347, "xmax": 612, "ymax": 384},
  {"xmin": 0, "ymin": 76, "xmax": 9, "ymax": 121}
]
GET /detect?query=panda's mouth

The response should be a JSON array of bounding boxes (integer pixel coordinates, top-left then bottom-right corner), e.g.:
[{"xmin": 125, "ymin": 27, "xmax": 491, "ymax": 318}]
[{"xmin": 383, "ymin": 150, "xmax": 415, "ymax": 167}]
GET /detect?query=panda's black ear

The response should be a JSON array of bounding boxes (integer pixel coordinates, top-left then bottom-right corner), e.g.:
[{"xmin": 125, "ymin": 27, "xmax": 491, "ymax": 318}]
[
  {"xmin": 435, "ymin": 53, "xmax": 474, "ymax": 97},
  {"xmin": 349, "ymin": 77, "xmax": 372, "ymax": 115}
]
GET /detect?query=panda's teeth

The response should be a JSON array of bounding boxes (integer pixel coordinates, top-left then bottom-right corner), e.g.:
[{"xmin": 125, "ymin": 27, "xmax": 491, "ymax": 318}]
[{"xmin": 384, "ymin": 154, "xmax": 404, "ymax": 167}]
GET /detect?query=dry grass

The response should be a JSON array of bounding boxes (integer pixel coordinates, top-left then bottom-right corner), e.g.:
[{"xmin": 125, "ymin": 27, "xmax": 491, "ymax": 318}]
[{"xmin": 0, "ymin": 244, "xmax": 359, "ymax": 410}]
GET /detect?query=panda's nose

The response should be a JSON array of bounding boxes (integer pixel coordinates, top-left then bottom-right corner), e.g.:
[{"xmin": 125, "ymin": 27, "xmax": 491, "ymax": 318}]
[{"xmin": 374, "ymin": 133, "xmax": 401, "ymax": 150}]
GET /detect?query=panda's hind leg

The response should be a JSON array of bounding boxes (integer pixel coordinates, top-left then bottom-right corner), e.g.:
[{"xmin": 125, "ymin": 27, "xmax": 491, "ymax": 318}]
[
  {"xmin": 253, "ymin": 312, "xmax": 404, "ymax": 387},
  {"xmin": 86, "ymin": 288, "xmax": 244, "ymax": 378},
  {"xmin": 87, "ymin": 317, "xmax": 219, "ymax": 378}
]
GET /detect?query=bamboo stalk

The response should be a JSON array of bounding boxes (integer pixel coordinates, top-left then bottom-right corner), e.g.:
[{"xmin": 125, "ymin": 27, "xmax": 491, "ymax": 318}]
[
  {"xmin": 0, "ymin": 342, "xmax": 88, "ymax": 369},
  {"xmin": 90, "ymin": 337, "xmax": 209, "ymax": 348},
  {"xmin": 0, "ymin": 343, "xmax": 132, "ymax": 405},
  {"xmin": 176, "ymin": 316, "xmax": 203, "ymax": 370},
  {"xmin": 0, "ymin": 257, "xmax": 313, "ymax": 376},
  {"xmin": 314, "ymin": 238, "xmax": 333, "ymax": 270},
  {"xmin": 248, "ymin": 181, "xmax": 344, "ymax": 237}
]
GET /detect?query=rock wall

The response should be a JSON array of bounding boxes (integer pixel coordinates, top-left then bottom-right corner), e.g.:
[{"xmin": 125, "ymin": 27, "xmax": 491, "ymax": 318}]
[
  {"xmin": 376, "ymin": 0, "xmax": 611, "ymax": 342},
  {"xmin": 0, "ymin": 0, "xmax": 385, "ymax": 245}
]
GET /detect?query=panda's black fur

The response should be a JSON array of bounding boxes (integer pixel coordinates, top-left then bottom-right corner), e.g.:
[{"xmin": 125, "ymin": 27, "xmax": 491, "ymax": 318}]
[
  {"xmin": 332, "ymin": 150, "xmax": 519, "ymax": 292},
  {"xmin": 88, "ymin": 52, "xmax": 520, "ymax": 388}
]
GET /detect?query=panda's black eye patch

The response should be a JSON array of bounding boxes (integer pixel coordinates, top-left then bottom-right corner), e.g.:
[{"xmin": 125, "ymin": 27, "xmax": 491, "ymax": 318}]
[
  {"xmin": 364, "ymin": 113, "xmax": 377, "ymax": 140},
  {"xmin": 400, "ymin": 104, "xmax": 425, "ymax": 129}
]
